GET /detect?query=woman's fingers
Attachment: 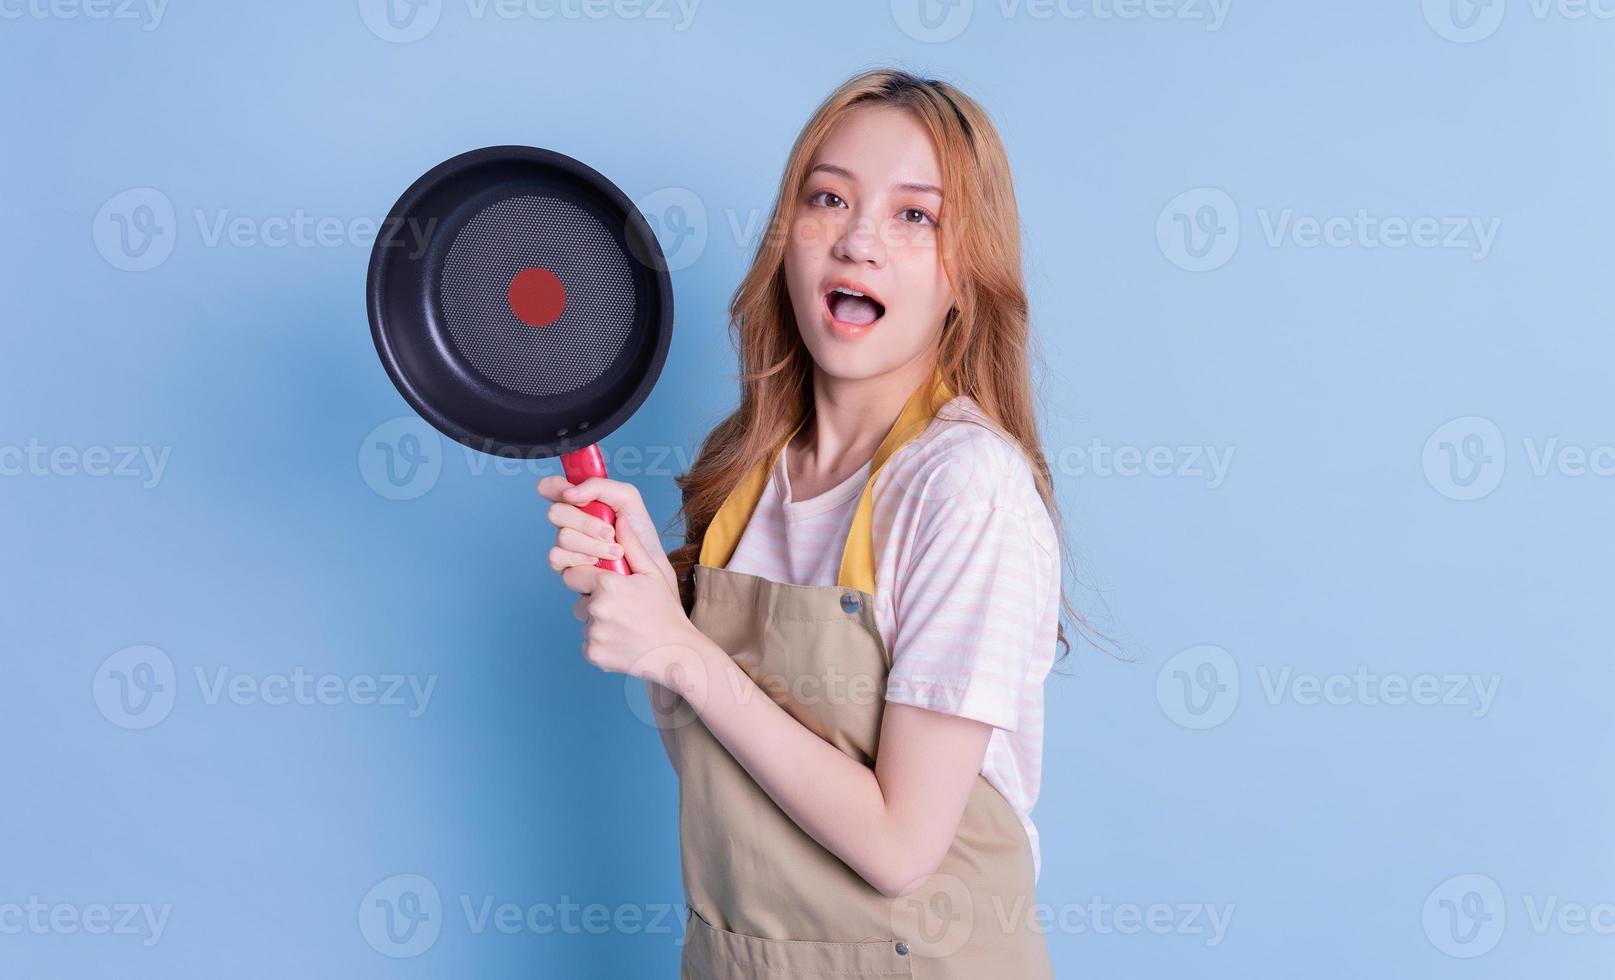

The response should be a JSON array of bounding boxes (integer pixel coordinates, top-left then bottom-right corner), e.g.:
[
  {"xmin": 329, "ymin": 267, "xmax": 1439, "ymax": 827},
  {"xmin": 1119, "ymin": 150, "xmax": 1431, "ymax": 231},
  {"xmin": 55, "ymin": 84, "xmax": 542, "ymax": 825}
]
[
  {"xmin": 539, "ymin": 478, "xmax": 631, "ymax": 541},
  {"xmin": 536, "ymin": 475, "xmax": 579, "ymax": 503},
  {"xmin": 539, "ymin": 475, "xmax": 659, "ymax": 596},
  {"xmin": 561, "ymin": 563, "xmax": 603, "ymax": 595},
  {"xmin": 548, "ymin": 545, "xmax": 602, "ymax": 573},
  {"xmin": 558, "ymin": 477, "xmax": 644, "ymax": 519},
  {"xmin": 544, "ymin": 499, "xmax": 616, "ymax": 541},
  {"xmin": 540, "ymin": 474, "xmax": 642, "ymax": 517},
  {"xmin": 558, "ymin": 526, "xmax": 623, "ymax": 561}
]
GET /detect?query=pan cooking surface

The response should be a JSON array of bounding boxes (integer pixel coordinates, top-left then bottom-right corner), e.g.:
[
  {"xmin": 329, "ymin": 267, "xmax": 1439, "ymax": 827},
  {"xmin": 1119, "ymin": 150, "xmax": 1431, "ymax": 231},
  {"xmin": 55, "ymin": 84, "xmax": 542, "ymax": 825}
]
[{"xmin": 438, "ymin": 193, "xmax": 637, "ymax": 397}]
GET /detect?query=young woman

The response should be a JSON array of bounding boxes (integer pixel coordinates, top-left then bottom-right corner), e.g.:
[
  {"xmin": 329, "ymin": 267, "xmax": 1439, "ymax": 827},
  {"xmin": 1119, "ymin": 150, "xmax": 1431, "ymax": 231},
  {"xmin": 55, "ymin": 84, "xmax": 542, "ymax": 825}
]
[{"xmin": 538, "ymin": 68, "xmax": 1072, "ymax": 978}]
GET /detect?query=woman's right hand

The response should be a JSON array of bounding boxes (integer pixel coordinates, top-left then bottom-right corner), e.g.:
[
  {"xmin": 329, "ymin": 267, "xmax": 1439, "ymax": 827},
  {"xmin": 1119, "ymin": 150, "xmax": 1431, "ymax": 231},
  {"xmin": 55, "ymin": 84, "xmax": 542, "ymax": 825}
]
[{"xmin": 536, "ymin": 475, "xmax": 678, "ymax": 599}]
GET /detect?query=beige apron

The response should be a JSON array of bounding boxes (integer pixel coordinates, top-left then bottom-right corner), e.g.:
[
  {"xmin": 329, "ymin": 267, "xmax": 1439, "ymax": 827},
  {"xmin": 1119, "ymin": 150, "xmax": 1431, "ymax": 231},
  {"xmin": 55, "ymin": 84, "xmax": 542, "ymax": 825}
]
[{"xmin": 670, "ymin": 374, "xmax": 1054, "ymax": 979}]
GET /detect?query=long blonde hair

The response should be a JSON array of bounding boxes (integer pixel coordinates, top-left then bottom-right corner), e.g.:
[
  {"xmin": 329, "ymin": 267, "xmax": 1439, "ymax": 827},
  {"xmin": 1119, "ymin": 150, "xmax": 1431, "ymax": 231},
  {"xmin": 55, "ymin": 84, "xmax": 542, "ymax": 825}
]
[{"xmin": 670, "ymin": 68, "xmax": 1097, "ymax": 662}]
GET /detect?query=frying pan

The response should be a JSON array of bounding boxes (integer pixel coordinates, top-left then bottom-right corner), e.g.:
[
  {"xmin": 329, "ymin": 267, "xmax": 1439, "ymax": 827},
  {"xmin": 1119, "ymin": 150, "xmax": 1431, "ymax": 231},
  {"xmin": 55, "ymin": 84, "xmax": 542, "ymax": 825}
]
[{"xmin": 367, "ymin": 145, "xmax": 672, "ymax": 575}]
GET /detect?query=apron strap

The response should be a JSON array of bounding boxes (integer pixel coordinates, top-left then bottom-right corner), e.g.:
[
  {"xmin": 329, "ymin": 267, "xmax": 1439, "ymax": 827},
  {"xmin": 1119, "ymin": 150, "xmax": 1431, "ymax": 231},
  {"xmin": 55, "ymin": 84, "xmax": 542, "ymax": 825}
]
[{"xmin": 698, "ymin": 370, "xmax": 954, "ymax": 595}]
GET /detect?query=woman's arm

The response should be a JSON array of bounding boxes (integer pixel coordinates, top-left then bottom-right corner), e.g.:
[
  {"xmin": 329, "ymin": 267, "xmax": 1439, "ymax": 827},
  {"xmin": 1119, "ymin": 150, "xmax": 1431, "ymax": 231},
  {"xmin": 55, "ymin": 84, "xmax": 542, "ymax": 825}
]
[
  {"xmin": 672, "ymin": 634, "xmax": 992, "ymax": 898},
  {"xmin": 542, "ymin": 474, "xmax": 1028, "ymax": 895},
  {"xmin": 664, "ymin": 499, "xmax": 1051, "ymax": 896}
]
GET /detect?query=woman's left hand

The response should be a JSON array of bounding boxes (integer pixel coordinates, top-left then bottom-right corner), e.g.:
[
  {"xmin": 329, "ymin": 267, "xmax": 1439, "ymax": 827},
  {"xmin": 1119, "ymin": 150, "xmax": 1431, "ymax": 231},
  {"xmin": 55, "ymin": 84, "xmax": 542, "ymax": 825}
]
[{"xmin": 556, "ymin": 479, "xmax": 702, "ymax": 683}]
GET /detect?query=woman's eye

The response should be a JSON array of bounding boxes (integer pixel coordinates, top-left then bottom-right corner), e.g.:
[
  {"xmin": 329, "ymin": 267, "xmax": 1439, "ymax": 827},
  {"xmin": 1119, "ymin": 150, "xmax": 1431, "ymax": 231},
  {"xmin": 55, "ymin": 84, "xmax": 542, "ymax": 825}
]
[
  {"xmin": 900, "ymin": 207, "xmax": 935, "ymax": 225},
  {"xmin": 809, "ymin": 191, "xmax": 847, "ymax": 209}
]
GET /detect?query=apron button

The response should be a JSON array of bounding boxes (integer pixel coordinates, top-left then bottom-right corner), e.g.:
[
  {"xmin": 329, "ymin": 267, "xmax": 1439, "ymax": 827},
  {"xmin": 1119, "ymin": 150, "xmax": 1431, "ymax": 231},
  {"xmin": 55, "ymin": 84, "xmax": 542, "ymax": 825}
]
[
  {"xmin": 840, "ymin": 593, "xmax": 861, "ymax": 614},
  {"xmin": 895, "ymin": 941, "xmax": 909, "ymax": 955}
]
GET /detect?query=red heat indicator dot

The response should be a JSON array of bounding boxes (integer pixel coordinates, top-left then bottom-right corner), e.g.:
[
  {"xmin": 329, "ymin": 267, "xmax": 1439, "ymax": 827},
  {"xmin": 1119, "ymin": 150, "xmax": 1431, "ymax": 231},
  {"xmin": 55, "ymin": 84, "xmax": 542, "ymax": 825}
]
[{"xmin": 508, "ymin": 267, "xmax": 566, "ymax": 327}]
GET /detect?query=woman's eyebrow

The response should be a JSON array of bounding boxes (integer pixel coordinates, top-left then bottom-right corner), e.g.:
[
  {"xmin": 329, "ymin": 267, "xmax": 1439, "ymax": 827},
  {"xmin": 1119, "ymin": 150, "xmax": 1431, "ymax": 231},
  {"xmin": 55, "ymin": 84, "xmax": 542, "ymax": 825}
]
[{"xmin": 807, "ymin": 162, "xmax": 942, "ymax": 198}]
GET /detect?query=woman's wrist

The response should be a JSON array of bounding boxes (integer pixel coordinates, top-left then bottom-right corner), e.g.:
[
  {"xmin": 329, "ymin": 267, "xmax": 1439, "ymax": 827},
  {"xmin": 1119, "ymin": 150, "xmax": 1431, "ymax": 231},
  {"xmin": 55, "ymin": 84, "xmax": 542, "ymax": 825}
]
[{"xmin": 632, "ymin": 623, "xmax": 719, "ymax": 701}]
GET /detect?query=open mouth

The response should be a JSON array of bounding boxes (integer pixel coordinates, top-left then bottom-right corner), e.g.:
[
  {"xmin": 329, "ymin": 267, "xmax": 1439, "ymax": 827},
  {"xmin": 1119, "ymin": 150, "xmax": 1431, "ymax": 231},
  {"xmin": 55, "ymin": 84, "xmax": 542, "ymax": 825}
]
[{"xmin": 823, "ymin": 283, "xmax": 886, "ymax": 328}]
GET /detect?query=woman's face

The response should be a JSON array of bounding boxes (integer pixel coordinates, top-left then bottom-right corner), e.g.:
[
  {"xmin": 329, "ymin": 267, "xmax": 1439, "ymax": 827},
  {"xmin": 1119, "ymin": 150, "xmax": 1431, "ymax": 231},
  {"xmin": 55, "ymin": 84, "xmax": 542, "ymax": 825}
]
[{"xmin": 783, "ymin": 105, "xmax": 955, "ymax": 384}]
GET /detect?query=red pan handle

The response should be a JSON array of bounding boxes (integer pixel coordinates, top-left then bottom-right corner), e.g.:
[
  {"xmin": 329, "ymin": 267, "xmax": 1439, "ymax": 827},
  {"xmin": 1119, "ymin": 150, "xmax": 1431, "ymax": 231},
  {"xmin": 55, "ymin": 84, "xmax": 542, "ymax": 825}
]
[{"xmin": 560, "ymin": 444, "xmax": 630, "ymax": 576}]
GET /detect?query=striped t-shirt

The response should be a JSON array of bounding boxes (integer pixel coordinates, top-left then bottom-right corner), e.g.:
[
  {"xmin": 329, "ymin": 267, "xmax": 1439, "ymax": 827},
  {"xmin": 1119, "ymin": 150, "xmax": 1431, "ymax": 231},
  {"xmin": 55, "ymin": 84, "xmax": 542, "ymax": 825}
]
[{"xmin": 724, "ymin": 395, "xmax": 1059, "ymax": 880}]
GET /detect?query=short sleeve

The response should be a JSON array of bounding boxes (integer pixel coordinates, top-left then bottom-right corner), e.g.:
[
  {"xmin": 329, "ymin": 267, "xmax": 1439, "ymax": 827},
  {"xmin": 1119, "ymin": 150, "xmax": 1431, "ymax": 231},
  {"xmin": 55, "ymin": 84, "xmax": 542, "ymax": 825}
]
[{"xmin": 884, "ymin": 505, "xmax": 1050, "ymax": 732}]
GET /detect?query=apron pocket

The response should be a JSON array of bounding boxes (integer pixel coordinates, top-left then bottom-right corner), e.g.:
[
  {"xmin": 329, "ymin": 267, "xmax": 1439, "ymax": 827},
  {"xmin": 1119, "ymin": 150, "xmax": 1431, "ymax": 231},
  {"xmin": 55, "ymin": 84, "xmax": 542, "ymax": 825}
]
[{"xmin": 683, "ymin": 905, "xmax": 914, "ymax": 979}]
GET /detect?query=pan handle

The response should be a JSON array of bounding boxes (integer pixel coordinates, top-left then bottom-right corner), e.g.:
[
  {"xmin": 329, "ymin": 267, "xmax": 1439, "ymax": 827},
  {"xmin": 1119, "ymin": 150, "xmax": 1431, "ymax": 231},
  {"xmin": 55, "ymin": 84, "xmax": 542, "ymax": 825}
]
[{"xmin": 560, "ymin": 444, "xmax": 630, "ymax": 575}]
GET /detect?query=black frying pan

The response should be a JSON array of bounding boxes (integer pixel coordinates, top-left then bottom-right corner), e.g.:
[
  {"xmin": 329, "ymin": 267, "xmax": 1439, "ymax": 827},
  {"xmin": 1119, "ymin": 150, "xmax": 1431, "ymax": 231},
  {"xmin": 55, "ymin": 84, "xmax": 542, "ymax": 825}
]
[{"xmin": 367, "ymin": 145, "xmax": 673, "ymax": 574}]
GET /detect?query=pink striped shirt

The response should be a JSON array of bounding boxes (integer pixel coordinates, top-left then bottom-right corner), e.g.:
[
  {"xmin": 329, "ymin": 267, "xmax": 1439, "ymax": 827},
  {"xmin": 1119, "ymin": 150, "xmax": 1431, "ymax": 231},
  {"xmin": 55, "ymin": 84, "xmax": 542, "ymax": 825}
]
[{"xmin": 724, "ymin": 395, "xmax": 1059, "ymax": 880}]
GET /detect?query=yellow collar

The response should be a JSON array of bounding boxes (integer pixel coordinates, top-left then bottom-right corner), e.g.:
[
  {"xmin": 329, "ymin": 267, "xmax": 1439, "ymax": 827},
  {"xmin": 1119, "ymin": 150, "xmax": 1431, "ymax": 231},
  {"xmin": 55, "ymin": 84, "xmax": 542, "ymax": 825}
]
[{"xmin": 698, "ymin": 371, "xmax": 954, "ymax": 594}]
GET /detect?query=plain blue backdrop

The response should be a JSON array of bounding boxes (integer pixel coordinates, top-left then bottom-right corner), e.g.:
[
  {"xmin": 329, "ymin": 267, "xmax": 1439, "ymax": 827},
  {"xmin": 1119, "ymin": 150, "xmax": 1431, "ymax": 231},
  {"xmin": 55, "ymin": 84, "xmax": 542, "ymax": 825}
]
[{"xmin": 3, "ymin": 1, "xmax": 1612, "ymax": 976}]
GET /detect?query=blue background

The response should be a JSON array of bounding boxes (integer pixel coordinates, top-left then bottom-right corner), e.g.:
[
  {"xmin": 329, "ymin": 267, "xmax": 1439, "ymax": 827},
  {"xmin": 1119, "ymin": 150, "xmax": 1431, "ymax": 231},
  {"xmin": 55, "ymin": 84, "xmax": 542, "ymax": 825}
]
[{"xmin": 3, "ymin": 0, "xmax": 1611, "ymax": 976}]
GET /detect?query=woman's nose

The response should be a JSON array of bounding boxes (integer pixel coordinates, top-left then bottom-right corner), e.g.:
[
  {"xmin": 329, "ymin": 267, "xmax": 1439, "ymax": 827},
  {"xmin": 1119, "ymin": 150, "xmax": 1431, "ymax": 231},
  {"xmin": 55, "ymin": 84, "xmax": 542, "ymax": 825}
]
[{"xmin": 832, "ymin": 214, "xmax": 886, "ymax": 267}]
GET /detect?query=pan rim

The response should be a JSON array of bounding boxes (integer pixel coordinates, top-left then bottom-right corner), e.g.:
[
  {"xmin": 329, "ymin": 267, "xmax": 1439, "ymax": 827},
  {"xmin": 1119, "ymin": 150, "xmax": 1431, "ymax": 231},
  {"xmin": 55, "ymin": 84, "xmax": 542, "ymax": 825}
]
[{"xmin": 366, "ymin": 144, "xmax": 674, "ymax": 460}]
